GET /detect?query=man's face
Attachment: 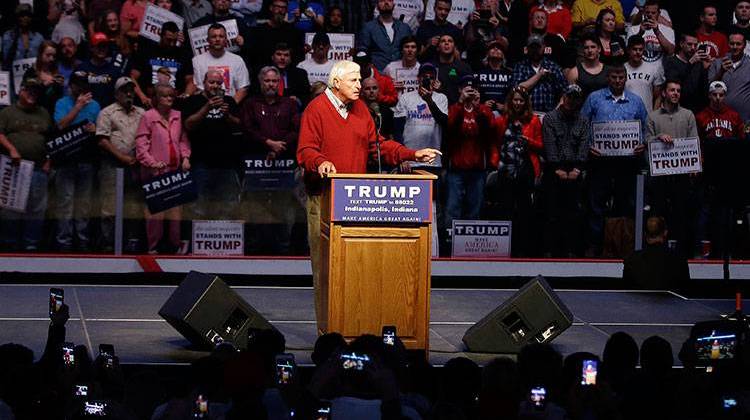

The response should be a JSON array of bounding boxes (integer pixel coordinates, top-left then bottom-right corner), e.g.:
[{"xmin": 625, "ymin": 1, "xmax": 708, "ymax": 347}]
[
  {"xmin": 60, "ymin": 38, "xmax": 77, "ymax": 60},
  {"xmin": 205, "ymin": 72, "xmax": 224, "ymax": 95},
  {"xmin": 377, "ymin": 0, "xmax": 395, "ymax": 15},
  {"xmin": 438, "ymin": 35, "xmax": 455, "ymax": 55},
  {"xmin": 212, "ymin": 0, "xmax": 230, "ymax": 14},
  {"xmin": 261, "ymin": 71, "xmax": 280, "ymax": 96},
  {"xmin": 435, "ymin": 1, "xmax": 451, "ymax": 22},
  {"xmin": 729, "ymin": 34, "xmax": 746, "ymax": 58},
  {"xmin": 709, "ymin": 90, "xmax": 726, "ymax": 107},
  {"xmin": 681, "ymin": 35, "xmax": 698, "ymax": 57},
  {"xmin": 362, "ymin": 78, "xmax": 379, "ymax": 102},
  {"xmin": 272, "ymin": 50, "xmax": 291, "ymax": 69},
  {"xmin": 156, "ymin": 87, "xmax": 175, "ymax": 108},
  {"xmin": 329, "ymin": 8, "xmax": 343, "ymax": 26},
  {"xmin": 663, "ymin": 82, "xmax": 681, "ymax": 105},
  {"xmin": 643, "ymin": 4, "xmax": 659, "ymax": 22},
  {"xmin": 527, "ymin": 43, "xmax": 543, "ymax": 61},
  {"xmin": 561, "ymin": 94, "xmax": 582, "ymax": 113},
  {"xmin": 628, "ymin": 44, "xmax": 644, "ymax": 64},
  {"xmin": 270, "ymin": 1, "xmax": 288, "ymax": 21},
  {"xmin": 161, "ymin": 30, "xmax": 178, "ymax": 47},
  {"xmin": 402, "ymin": 41, "xmax": 417, "ymax": 61},
  {"xmin": 736, "ymin": 1, "xmax": 750, "ymax": 22},
  {"xmin": 701, "ymin": 7, "xmax": 718, "ymax": 27},
  {"xmin": 105, "ymin": 12, "xmax": 119, "ymax": 32},
  {"xmin": 487, "ymin": 45, "xmax": 504, "ymax": 60},
  {"xmin": 92, "ymin": 44, "xmax": 108, "ymax": 60},
  {"xmin": 335, "ymin": 71, "xmax": 361, "ymax": 102},
  {"xmin": 531, "ymin": 11, "xmax": 547, "ymax": 32},
  {"xmin": 313, "ymin": 42, "xmax": 330, "ymax": 59},
  {"xmin": 208, "ymin": 28, "xmax": 227, "ymax": 52},
  {"xmin": 115, "ymin": 85, "xmax": 134, "ymax": 109},
  {"xmin": 18, "ymin": 87, "xmax": 38, "ymax": 107},
  {"xmin": 608, "ymin": 70, "xmax": 626, "ymax": 93}
]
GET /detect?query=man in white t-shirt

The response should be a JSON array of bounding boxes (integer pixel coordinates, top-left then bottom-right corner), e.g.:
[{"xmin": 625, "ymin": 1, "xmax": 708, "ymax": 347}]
[
  {"xmin": 191, "ymin": 23, "xmax": 250, "ymax": 103},
  {"xmin": 297, "ymin": 32, "xmax": 336, "ymax": 85},
  {"xmin": 393, "ymin": 63, "xmax": 448, "ymax": 168},
  {"xmin": 626, "ymin": 0, "xmax": 674, "ymax": 65},
  {"xmin": 625, "ymin": 35, "xmax": 664, "ymax": 112},
  {"xmin": 383, "ymin": 35, "xmax": 421, "ymax": 97}
]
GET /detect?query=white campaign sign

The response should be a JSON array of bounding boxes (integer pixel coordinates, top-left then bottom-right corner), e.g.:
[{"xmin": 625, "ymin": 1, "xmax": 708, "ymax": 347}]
[
  {"xmin": 0, "ymin": 156, "xmax": 34, "ymax": 212},
  {"xmin": 591, "ymin": 120, "xmax": 642, "ymax": 156},
  {"xmin": 192, "ymin": 220, "xmax": 244, "ymax": 255},
  {"xmin": 140, "ymin": 4, "xmax": 185, "ymax": 44},
  {"xmin": 648, "ymin": 137, "xmax": 702, "ymax": 176},
  {"xmin": 189, "ymin": 19, "xmax": 240, "ymax": 56},
  {"xmin": 12, "ymin": 58, "xmax": 36, "ymax": 94},
  {"xmin": 304, "ymin": 33, "xmax": 355, "ymax": 62},
  {"xmin": 452, "ymin": 220, "xmax": 512, "ymax": 258},
  {"xmin": 0, "ymin": 72, "xmax": 11, "ymax": 106},
  {"xmin": 395, "ymin": 67, "xmax": 419, "ymax": 93},
  {"xmin": 424, "ymin": 0, "xmax": 475, "ymax": 25}
]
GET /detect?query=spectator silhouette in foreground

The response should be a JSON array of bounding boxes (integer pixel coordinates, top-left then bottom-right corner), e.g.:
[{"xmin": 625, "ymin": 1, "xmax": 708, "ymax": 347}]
[{"xmin": 622, "ymin": 215, "xmax": 690, "ymax": 289}]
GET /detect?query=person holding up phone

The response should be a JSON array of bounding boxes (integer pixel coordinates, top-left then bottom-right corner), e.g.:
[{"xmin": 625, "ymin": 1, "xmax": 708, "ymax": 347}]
[
  {"xmin": 708, "ymin": 30, "xmax": 750, "ymax": 123},
  {"xmin": 626, "ymin": 0, "xmax": 674, "ymax": 65},
  {"xmin": 664, "ymin": 32, "xmax": 711, "ymax": 112}
]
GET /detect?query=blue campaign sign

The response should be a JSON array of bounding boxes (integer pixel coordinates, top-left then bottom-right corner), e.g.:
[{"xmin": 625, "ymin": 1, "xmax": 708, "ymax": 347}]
[
  {"xmin": 243, "ymin": 155, "xmax": 297, "ymax": 191},
  {"xmin": 331, "ymin": 178, "xmax": 432, "ymax": 223},
  {"xmin": 45, "ymin": 121, "xmax": 93, "ymax": 161},
  {"xmin": 142, "ymin": 170, "xmax": 197, "ymax": 214}
]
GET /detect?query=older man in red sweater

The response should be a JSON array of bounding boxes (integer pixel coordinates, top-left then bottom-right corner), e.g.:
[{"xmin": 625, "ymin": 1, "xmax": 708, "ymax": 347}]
[{"xmin": 297, "ymin": 60, "xmax": 440, "ymax": 330}]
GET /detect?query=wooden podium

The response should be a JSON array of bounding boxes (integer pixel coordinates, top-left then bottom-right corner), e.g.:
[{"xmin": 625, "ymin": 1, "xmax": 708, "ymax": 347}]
[{"xmin": 319, "ymin": 171, "xmax": 436, "ymax": 351}]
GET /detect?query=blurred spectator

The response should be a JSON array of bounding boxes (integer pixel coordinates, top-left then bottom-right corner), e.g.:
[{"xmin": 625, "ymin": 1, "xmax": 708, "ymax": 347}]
[
  {"xmin": 542, "ymin": 84, "xmax": 590, "ymax": 257},
  {"xmin": 311, "ymin": 332, "xmax": 347, "ymax": 366},
  {"xmin": 136, "ymin": 84, "xmax": 191, "ymax": 254},
  {"xmin": 445, "ymin": 76, "xmax": 494, "ymax": 232},
  {"xmin": 53, "ymin": 71, "xmax": 101, "ymax": 252},
  {"xmin": 571, "ymin": 0, "xmax": 624, "ymax": 34},
  {"xmin": 249, "ymin": 0, "xmax": 304, "ymax": 71},
  {"xmin": 696, "ymin": 81, "xmax": 744, "ymax": 140},
  {"xmin": 697, "ymin": 5, "xmax": 730, "ymax": 60},
  {"xmin": 183, "ymin": 69, "xmax": 242, "ymax": 220},
  {"xmin": 529, "ymin": 8, "xmax": 568, "ymax": 68},
  {"xmin": 192, "ymin": 23, "xmax": 250, "ymax": 104},
  {"xmin": 353, "ymin": 48, "xmax": 398, "ymax": 107},
  {"xmin": 76, "ymin": 32, "xmax": 122, "ymax": 107},
  {"xmin": 600, "ymin": 331, "xmax": 638, "ymax": 397},
  {"xmin": 2, "ymin": 4, "xmax": 45, "ymax": 69},
  {"xmin": 595, "ymin": 8, "xmax": 627, "ymax": 65},
  {"xmin": 646, "ymin": 79, "xmax": 699, "ymax": 257},
  {"xmin": 383, "ymin": 35, "xmax": 421, "ymax": 97},
  {"xmin": 324, "ymin": 0, "xmax": 375, "ymax": 35},
  {"xmin": 50, "ymin": 0, "xmax": 86, "ymax": 45},
  {"xmin": 623, "ymin": 215, "xmax": 690, "ymax": 288},
  {"xmin": 178, "ymin": 0, "xmax": 212, "ymax": 28},
  {"xmin": 629, "ymin": 0, "xmax": 672, "ymax": 27},
  {"xmin": 323, "ymin": 5, "xmax": 346, "ymax": 32},
  {"xmin": 120, "ymin": 0, "xmax": 149, "ymax": 40},
  {"xmin": 708, "ymin": 30, "xmax": 750, "ymax": 122},
  {"xmin": 242, "ymin": 66, "xmax": 300, "ymax": 255},
  {"xmin": 271, "ymin": 42, "xmax": 311, "ymax": 107},
  {"xmin": 581, "ymin": 65, "xmax": 648, "ymax": 257},
  {"xmin": 478, "ymin": 357, "xmax": 520, "ymax": 419},
  {"xmin": 131, "ymin": 21, "xmax": 194, "ymax": 108},
  {"xmin": 0, "ymin": 79, "xmax": 52, "ymax": 252},
  {"xmin": 192, "ymin": 0, "xmax": 251, "ymax": 57},
  {"xmin": 511, "ymin": 34, "xmax": 566, "ymax": 113},
  {"xmin": 298, "ymin": 32, "xmax": 335, "ymax": 85},
  {"xmin": 491, "ymin": 86, "xmax": 543, "ymax": 256},
  {"xmin": 664, "ymin": 31, "xmax": 710, "ymax": 112},
  {"xmin": 473, "ymin": 40, "xmax": 511, "ymax": 114},
  {"xmin": 96, "ymin": 77, "xmax": 145, "ymax": 252},
  {"xmin": 624, "ymin": 34, "xmax": 664, "ymax": 113},
  {"xmin": 357, "ymin": 0, "xmax": 413, "ymax": 71},
  {"xmin": 228, "ymin": 0, "xmax": 264, "ymax": 28},
  {"xmin": 495, "ymin": 0, "xmax": 530, "ymax": 63},
  {"xmin": 626, "ymin": 0, "xmax": 675, "ymax": 65},
  {"xmin": 531, "ymin": 0, "xmax": 572, "ymax": 40},
  {"xmin": 87, "ymin": 0, "xmax": 125, "ymax": 34},
  {"xmin": 23, "ymin": 40, "xmax": 66, "ymax": 114},
  {"xmin": 360, "ymin": 77, "xmax": 394, "ymax": 139},
  {"xmin": 462, "ymin": 0, "xmax": 509, "ymax": 69},
  {"xmin": 432, "ymin": 34, "xmax": 472, "ymax": 104},
  {"xmin": 57, "ymin": 36, "xmax": 80, "ymax": 88},
  {"xmin": 437, "ymin": 357, "xmax": 481, "ymax": 418},
  {"xmin": 417, "ymin": 0, "xmax": 464, "ymax": 62},
  {"xmin": 732, "ymin": 0, "xmax": 750, "ymax": 47},
  {"xmin": 95, "ymin": 10, "xmax": 132, "ymax": 71},
  {"xmin": 565, "ymin": 32, "xmax": 609, "ymax": 99},
  {"xmin": 393, "ymin": 62, "xmax": 448, "ymax": 169},
  {"xmin": 288, "ymin": 0, "xmax": 325, "ymax": 32}
]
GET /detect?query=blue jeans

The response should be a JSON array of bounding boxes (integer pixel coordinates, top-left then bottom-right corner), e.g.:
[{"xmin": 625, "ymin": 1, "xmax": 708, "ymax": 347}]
[
  {"xmin": 445, "ymin": 169, "xmax": 486, "ymax": 230},
  {"xmin": 191, "ymin": 164, "xmax": 241, "ymax": 220},
  {"xmin": 54, "ymin": 162, "xmax": 94, "ymax": 249},
  {"xmin": 0, "ymin": 169, "xmax": 49, "ymax": 251}
]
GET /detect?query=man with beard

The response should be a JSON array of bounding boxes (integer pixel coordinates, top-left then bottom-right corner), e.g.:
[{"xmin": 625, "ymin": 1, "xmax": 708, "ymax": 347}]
[
  {"xmin": 663, "ymin": 32, "xmax": 710, "ymax": 112},
  {"xmin": 241, "ymin": 66, "xmax": 300, "ymax": 254},
  {"xmin": 249, "ymin": 0, "xmax": 304, "ymax": 70},
  {"xmin": 182, "ymin": 69, "xmax": 242, "ymax": 220},
  {"xmin": 357, "ymin": 0, "xmax": 413, "ymax": 71},
  {"xmin": 96, "ymin": 77, "xmax": 145, "ymax": 252},
  {"xmin": 57, "ymin": 37, "xmax": 81, "ymax": 88}
]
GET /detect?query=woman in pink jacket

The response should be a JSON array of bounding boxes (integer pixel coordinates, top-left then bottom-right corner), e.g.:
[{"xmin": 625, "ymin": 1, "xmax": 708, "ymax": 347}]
[{"xmin": 135, "ymin": 83, "xmax": 191, "ymax": 254}]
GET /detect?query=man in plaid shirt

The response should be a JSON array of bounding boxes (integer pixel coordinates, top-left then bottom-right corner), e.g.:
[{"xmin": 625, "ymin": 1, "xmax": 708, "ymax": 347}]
[{"xmin": 511, "ymin": 34, "xmax": 567, "ymax": 113}]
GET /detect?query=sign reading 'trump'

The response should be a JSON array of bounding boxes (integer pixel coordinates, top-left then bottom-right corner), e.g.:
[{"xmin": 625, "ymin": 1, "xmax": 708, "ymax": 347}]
[{"xmin": 331, "ymin": 178, "xmax": 431, "ymax": 223}]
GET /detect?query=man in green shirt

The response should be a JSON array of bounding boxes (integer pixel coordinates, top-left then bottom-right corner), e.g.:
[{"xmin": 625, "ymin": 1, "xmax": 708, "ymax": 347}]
[{"xmin": 0, "ymin": 78, "xmax": 53, "ymax": 251}]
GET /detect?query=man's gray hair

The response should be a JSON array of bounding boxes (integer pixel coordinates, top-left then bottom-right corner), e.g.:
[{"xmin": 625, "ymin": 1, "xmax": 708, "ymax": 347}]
[
  {"xmin": 258, "ymin": 66, "xmax": 280, "ymax": 84},
  {"xmin": 327, "ymin": 60, "xmax": 360, "ymax": 89}
]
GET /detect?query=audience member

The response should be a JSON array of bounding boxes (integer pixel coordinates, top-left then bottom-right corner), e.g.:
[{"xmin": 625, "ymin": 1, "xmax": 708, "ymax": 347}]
[
  {"xmin": 432, "ymin": 34, "xmax": 472, "ymax": 104},
  {"xmin": 76, "ymin": 32, "xmax": 122, "ymax": 107},
  {"xmin": 663, "ymin": 31, "xmax": 711, "ymax": 112},
  {"xmin": 192, "ymin": 0, "xmax": 251, "ymax": 57},
  {"xmin": 529, "ymin": 8, "xmax": 569, "ymax": 68},
  {"xmin": 626, "ymin": 0, "xmax": 675, "ymax": 65},
  {"xmin": 353, "ymin": 49, "xmax": 399, "ymax": 107},
  {"xmin": 384, "ymin": 36, "xmax": 421, "ymax": 98},
  {"xmin": 298, "ymin": 32, "xmax": 335, "ymax": 85},
  {"xmin": 2, "ymin": 5, "xmax": 45, "ymax": 68},
  {"xmin": 697, "ymin": 5, "xmax": 730, "ymax": 59},
  {"xmin": 565, "ymin": 32, "xmax": 609, "ymax": 99},
  {"xmin": 511, "ymin": 34, "xmax": 567, "ymax": 113},
  {"xmin": 250, "ymin": 0, "xmax": 304, "ymax": 69},
  {"xmin": 271, "ymin": 42, "xmax": 311, "ymax": 107},
  {"xmin": 624, "ymin": 34, "xmax": 664, "ymax": 113},
  {"xmin": 571, "ymin": 0, "xmax": 624, "ymax": 34},
  {"xmin": 709, "ymin": 30, "xmax": 750, "ymax": 121},
  {"xmin": 595, "ymin": 8, "xmax": 627, "ymax": 65},
  {"xmin": 23, "ymin": 40, "xmax": 66, "ymax": 115},
  {"xmin": 416, "ymin": 0, "xmax": 464, "ymax": 62},
  {"xmin": 192, "ymin": 23, "xmax": 250, "ymax": 104},
  {"xmin": 623, "ymin": 215, "xmax": 690, "ymax": 288},
  {"xmin": 473, "ymin": 40, "xmax": 512, "ymax": 114},
  {"xmin": 357, "ymin": 0, "xmax": 413, "ymax": 71}
]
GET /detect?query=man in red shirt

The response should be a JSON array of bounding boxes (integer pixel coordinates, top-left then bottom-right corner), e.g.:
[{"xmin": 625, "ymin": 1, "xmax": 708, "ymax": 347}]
[
  {"xmin": 697, "ymin": 5, "xmax": 729, "ymax": 60},
  {"xmin": 297, "ymin": 60, "xmax": 440, "ymax": 330},
  {"xmin": 695, "ymin": 81, "xmax": 744, "ymax": 140}
]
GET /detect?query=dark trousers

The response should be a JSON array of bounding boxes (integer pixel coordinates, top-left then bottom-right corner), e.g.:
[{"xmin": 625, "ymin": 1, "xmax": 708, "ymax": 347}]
[
  {"xmin": 647, "ymin": 174, "xmax": 693, "ymax": 258},
  {"xmin": 544, "ymin": 174, "xmax": 585, "ymax": 256},
  {"xmin": 587, "ymin": 158, "xmax": 639, "ymax": 252}
]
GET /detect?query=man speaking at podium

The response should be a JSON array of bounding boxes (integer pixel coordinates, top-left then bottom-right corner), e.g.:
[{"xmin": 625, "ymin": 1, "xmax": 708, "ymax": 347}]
[{"xmin": 297, "ymin": 60, "xmax": 441, "ymax": 331}]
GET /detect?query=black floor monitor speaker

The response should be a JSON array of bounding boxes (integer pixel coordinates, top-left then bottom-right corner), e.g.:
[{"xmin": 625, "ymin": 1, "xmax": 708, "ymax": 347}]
[
  {"xmin": 159, "ymin": 271, "xmax": 276, "ymax": 350},
  {"xmin": 462, "ymin": 276, "xmax": 573, "ymax": 353}
]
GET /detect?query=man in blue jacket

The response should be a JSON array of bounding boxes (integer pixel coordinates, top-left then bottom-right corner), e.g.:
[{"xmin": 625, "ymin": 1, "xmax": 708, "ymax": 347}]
[{"xmin": 357, "ymin": 0, "xmax": 413, "ymax": 71}]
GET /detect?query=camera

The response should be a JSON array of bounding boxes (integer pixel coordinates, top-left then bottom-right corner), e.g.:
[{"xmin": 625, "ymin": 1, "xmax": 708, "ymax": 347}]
[
  {"xmin": 421, "ymin": 76, "xmax": 432, "ymax": 90},
  {"xmin": 275, "ymin": 353, "xmax": 296, "ymax": 385},
  {"xmin": 698, "ymin": 44, "xmax": 708, "ymax": 54},
  {"xmin": 382, "ymin": 326, "xmax": 397, "ymax": 346},
  {"xmin": 340, "ymin": 352, "xmax": 370, "ymax": 370},
  {"xmin": 695, "ymin": 330, "xmax": 737, "ymax": 361},
  {"xmin": 49, "ymin": 288, "xmax": 64, "ymax": 317},
  {"xmin": 82, "ymin": 401, "xmax": 108, "ymax": 417}
]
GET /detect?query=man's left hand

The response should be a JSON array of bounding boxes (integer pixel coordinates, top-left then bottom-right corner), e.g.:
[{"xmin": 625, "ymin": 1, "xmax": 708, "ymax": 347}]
[
  {"xmin": 414, "ymin": 148, "xmax": 442, "ymax": 164},
  {"xmin": 658, "ymin": 134, "xmax": 673, "ymax": 144}
]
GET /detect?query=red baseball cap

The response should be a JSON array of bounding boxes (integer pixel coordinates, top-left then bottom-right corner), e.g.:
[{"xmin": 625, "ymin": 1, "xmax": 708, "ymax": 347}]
[{"xmin": 90, "ymin": 32, "xmax": 108, "ymax": 47}]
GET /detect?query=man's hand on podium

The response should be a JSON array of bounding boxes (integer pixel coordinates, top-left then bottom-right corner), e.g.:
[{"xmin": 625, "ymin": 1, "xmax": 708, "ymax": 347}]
[
  {"xmin": 415, "ymin": 148, "xmax": 442, "ymax": 165},
  {"xmin": 318, "ymin": 161, "xmax": 337, "ymax": 176}
]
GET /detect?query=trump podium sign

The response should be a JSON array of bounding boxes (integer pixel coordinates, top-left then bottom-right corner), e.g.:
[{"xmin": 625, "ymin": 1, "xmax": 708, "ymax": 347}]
[{"xmin": 330, "ymin": 178, "xmax": 432, "ymax": 223}]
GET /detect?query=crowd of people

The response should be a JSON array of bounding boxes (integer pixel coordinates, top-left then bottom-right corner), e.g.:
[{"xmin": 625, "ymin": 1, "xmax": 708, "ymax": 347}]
[
  {"xmin": 0, "ymin": 303, "xmax": 747, "ymax": 419},
  {"xmin": 0, "ymin": 0, "xmax": 749, "ymax": 258}
]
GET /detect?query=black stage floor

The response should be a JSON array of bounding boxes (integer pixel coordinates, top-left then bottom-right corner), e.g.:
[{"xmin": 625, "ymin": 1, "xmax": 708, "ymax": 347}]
[{"xmin": 0, "ymin": 284, "xmax": 744, "ymax": 366}]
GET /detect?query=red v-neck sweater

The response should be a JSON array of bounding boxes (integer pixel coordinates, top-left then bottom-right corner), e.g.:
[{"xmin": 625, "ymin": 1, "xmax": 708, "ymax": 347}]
[{"xmin": 297, "ymin": 92, "xmax": 417, "ymax": 195}]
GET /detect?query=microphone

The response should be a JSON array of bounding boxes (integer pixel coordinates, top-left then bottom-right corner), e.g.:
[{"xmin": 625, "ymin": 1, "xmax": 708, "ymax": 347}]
[{"xmin": 370, "ymin": 102, "xmax": 383, "ymax": 173}]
